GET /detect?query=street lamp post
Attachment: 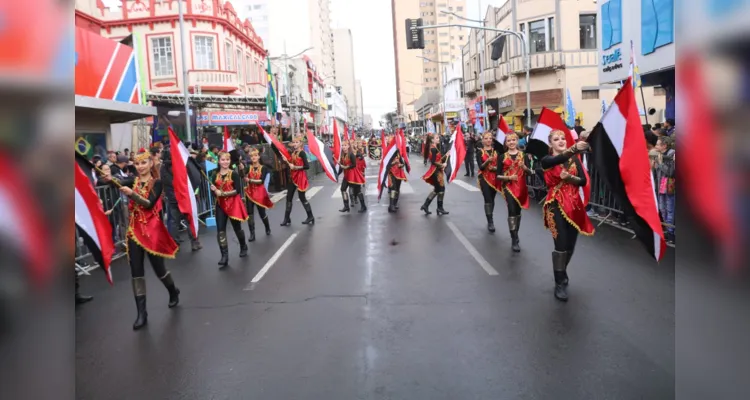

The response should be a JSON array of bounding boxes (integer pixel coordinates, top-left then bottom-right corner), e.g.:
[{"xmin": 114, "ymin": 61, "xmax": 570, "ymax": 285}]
[
  {"xmin": 177, "ymin": 0, "xmax": 192, "ymax": 142},
  {"xmin": 419, "ymin": 22, "xmax": 531, "ymax": 131}
]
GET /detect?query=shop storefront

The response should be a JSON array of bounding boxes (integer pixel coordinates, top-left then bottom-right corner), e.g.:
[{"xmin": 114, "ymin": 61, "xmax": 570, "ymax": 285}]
[{"xmin": 75, "ymin": 26, "xmax": 156, "ymax": 159}]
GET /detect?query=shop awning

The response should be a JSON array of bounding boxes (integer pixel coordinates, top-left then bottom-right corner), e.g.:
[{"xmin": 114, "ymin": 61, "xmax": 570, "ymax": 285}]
[{"xmin": 75, "ymin": 95, "xmax": 157, "ymax": 123}]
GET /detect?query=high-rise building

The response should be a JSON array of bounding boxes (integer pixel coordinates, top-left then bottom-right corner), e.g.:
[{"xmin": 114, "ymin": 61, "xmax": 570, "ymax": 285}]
[
  {"xmin": 237, "ymin": 0, "xmax": 334, "ymax": 79},
  {"xmin": 333, "ymin": 28, "xmax": 358, "ymax": 122},
  {"xmin": 391, "ymin": 0, "xmax": 467, "ymax": 121},
  {"xmin": 355, "ymin": 80, "xmax": 363, "ymax": 123}
]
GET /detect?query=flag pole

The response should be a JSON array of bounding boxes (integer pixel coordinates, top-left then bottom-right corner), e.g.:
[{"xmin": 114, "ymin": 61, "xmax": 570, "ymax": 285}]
[{"xmin": 640, "ymin": 86, "xmax": 650, "ymax": 126}]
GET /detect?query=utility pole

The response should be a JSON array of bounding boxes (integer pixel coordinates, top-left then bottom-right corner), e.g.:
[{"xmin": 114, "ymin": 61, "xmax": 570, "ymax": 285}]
[
  {"xmin": 477, "ymin": 0, "xmax": 488, "ymax": 131},
  {"xmin": 177, "ymin": 0, "xmax": 192, "ymax": 142}
]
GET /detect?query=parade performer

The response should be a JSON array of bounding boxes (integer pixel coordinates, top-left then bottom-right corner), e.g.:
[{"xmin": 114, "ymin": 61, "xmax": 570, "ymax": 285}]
[
  {"xmin": 280, "ymin": 134, "xmax": 315, "ymax": 226},
  {"xmin": 541, "ymin": 130, "xmax": 594, "ymax": 301},
  {"xmin": 244, "ymin": 148, "xmax": 273, "ymax": 241},
  {"xmin": 420, "ymin": 134, "xmax": 449, "ymax": 215},
  {"xmin": 388, "ymin": 138, "xmax": 408, "ymax": 213},
  {"xmin": 338, "ymin": 140, "xmax": 367, "ymax": 212},
  {"xmin": 211, "ymin": 151, "xmax": 249, "ymax": 268},
  {"xmin": 107, "ymin": 148, "xmax": 180, "ymax": 330},
  {"xmin": 497, "ymin": 132, "xmax": 532, "ymax": 252},
  {"xmin": 475, "ymin": 132, "xmax": 499, "ymax": 232}
]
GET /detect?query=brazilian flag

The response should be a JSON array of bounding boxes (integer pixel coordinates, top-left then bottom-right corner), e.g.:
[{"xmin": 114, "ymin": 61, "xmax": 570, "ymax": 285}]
[{"xmin": 266, "ymin": 58, "xmax": 278, "ymax": 122}]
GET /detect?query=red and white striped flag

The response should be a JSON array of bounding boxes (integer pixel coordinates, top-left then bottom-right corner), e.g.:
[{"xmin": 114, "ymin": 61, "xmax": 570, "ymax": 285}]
[
  {"xmin": 75, "ymin": 153, "xmax": 113, "ymax": 284},
  {"xmin": 168, "ymin": 127, "xmax": 199, "ymax": 239},
  {"xmin": 223, "ymin": 130, "xmax": 235, "ymax": 152}
]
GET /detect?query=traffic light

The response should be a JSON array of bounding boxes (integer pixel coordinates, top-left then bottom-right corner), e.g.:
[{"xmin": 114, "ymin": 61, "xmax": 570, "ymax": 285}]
[
  {"xmin": 405, "ymin": 18, "xmax": 425, "ymax": 50},
  {"xmin": 490, "ymin": 35, "xmax": 507, "ymax": 61}
]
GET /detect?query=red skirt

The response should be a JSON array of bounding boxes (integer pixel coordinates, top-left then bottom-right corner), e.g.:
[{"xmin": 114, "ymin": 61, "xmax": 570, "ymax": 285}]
[
  {"xmin": 345, "ymin": 166, "xmax": 365, "ymax": 185},
  {"xmin": 217, "ymin": 194, "xmax": 249, "ymax": 221},
  {"xmin": 390, "ymin": 165, "xmax": 407, "ymax": 181},
  {"xmin": 502, "ymin": 179, "xmax": 530, "ymax": 209},
  {"xmin": 356, "ymin": 158, "xmax": 366, "ymax": 174},
  {"xmin": 291, "ymin": 169, "xmax": 310, "ymax": 191},
  {"xmin": 128, "ymin": 199, "xmax": 178, "ymax": 258},
  {"xmin": 245, "ymin": 183, "xmax": 273, "ymax": 209},
  {"xmin": 422, "ymin": 165, "xmax": 444, "ymax": 187}
]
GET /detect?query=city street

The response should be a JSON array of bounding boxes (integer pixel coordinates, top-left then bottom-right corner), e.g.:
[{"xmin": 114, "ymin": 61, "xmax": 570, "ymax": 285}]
[{"xmin": 76, "ymin": 155, "xmax": 675, "ymax": 400}]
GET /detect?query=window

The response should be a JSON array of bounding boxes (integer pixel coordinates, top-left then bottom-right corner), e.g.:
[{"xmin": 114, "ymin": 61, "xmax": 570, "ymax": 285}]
[
  {"xmin": 548, "ymin": 17, "xmax": 555, "ymax": 51},
  {"xmin": 457, "ymin": 6, "xmax": 463, "ymax": 11},
  {"xmin": 579, "ymin": 14, "xmax": 597, "ymax": 49},
  {"xmin": 654, "ymin": 86, "xmax": 666, "ymax": 96},
  {"xmin": 439, "ymin": 32, "xmax": 448, "ymax": 37},
  {"xmin": 529, "ymin": 20, "xmax": 546, "ymax": 53},
  {"xmin": 194, "ymin": 36, "xmax": 216, "ymax": 70},
  {"xmin": 601, "ymin": 0, "xmax": 622, "ymax": 50},
  {"xmin": 641, "ymin": 0, "xmax": 674, "ymax": 54},
  {"xmin": 236, "ymin": 49, "xmax": 243, "ymax": 80},
  {"xmin": 459, "ymin": 35, "xmax": 464, "ymax": 41},
  {"xmin": 225, "ymin": 42, "xmax": 233, "ymax": 71},
  {"xmin": 246, "ymin": 56, "xmax": 252, "ymax": 82},
  {"xmin": 151, "ymin": 36, "xmax": 173, "ymax": 77},
  {"xmin": 582, "ymin": 89, "xmax": 599, "ymax": 100}
]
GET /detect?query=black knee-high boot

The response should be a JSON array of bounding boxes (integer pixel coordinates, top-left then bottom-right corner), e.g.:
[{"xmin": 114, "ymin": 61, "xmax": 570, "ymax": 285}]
[
  {"xmin": 485, "ymin": 203, "xmax": 495, "ymax": 233},
  {"xmin": 217, "ymin": 231, "xmax": 229, "ymax": 268},
  {"xmin": 350, "ymin": 187, "xmax": 358, "ymax": 204},
  {"xmin": 339, "ymin": 191, "xmax": 350, "ymax": 212},
  {"xmin": 388, "ymin": 190, "xmax": 398, "ymax": 213},
  {"xmin": 509, "ymin": 216, "xmax": 521, "ymax": 252},
  {"xmin": 421, "ymin": 191, "xmax": 436, "ymax": 215},
  {"xmin": 436, "ymin": 192, "xmax": 449, "ymax": 216},
  {"xmin": 357, "ymin": 192, "xmax": 367, "ymax": 213},
  {"xmin": 132, "ymin": 277, "xmax": 147, "ymax": 330},
  {"xmin": 280, "ymin": 200, "xmax": 292, "ymax": 226},
  {"xmin": 394, "ymin": 190, "xmax": 400, "ymax": 210},
  {"xmin": 158, "ymin": 271, "xmax": 180, "ymax": 308},
  {"xmin": 301, "ymin": 201, "xmax": 315, "ymax": 225},
  {"xmin": 247, "ymin": 219, "xmax": 256, "ymax": 242},
  {"xmin": 261, "ymin": 215, "xmax": 271, "ymax": 235},
  {"xmin": 552, "ymin": 251, "xmax": 568, "ymax": 301},
  {"xmin": 75, "ymin": 270, "xmax": 93, "ymax": 304},
  {"xmin": 563, "ymin": 249, "xmax": 573, "ymax": 286},
  {"xmin": 234, "ymin": 225, "xmax": 248, "ymax": 257}
]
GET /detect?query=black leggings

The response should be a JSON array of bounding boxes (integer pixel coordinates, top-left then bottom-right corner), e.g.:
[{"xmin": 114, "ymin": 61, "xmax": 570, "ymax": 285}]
[
  {"xmin": 341, "ymin": 180, "xmax": 362, "ymax": 196},
  {"xmin": 503, "ymin": 188, "xmax": 522, "ymax": 217},
  {"xmin": 389, "ymin": 176, "xmax": 402, "ymax": 194},
  {"xmin": 548, "ymin": 202, "xmax": 579, "ymax": 253},
  {"xmin": 127, "ymin": 239, "xmax": 168, "ymax": 280},
  {"xmin": 215, "ymin": 206, "xmax": 244, "ymax": 239},
  {"xmin": 286, "ymin": 183, "xmax": 308, "ymax": 207},
  {"xmin": 479, "ymin": 177, "xmax": 496, "ymax": 204},
  {"xmin": 246, "ymin": 200, "xmax": 268, "ymax": 224}
]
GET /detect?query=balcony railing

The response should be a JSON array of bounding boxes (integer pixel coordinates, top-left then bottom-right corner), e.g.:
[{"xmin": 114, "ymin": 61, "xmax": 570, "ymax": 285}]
[
  {"xmin": 507, "ymin": 50, "xmax": 599, "ymax": 75},
  {"xmin": 464, "ymin": 79, "xmax": 477, "ymax": 94},
  {"xmin": 187, "ymin": 70, "xmax": 238, "ymax": 94},
  {"xmin": 482, "ymin": 68, "xmax": 496, "ymax": 86}
]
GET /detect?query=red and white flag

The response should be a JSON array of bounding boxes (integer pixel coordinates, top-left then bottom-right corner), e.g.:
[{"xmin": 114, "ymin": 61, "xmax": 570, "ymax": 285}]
[
  {"xmin": 223, "ymin": 130, "xmax": 235, "ymax": 152},
  {"xmin": 445, "ymin": 124, "xmax": 466, "ymax": 183},
  {"xmin": 168, "ymin": 127, "xmax": 199, "ymax": 239},
  {"xmin": 396, "ymin": 128, "xmax": 411, "ymax": 174},
  {"xmin": 377, "ymin": 137, "xmax": 400, "ymax": 201},
  {"xmin": 306, "ymin": 129, "xmax": 338, "ymax": 183},
  {"xmin": 75, "ymin": 153, "xmax": 113, "ymax": 284},
  {"xmin": 495, "ymin": 116, "xmax": 512, "ymax": 143},
  {"xmin": 258, "ymin": 124, "xmax": 291, "ymax": 160},
  {"xmin": 332, "ymin": 120, "xmax": 342, "ymax": 165},
  {"xmin": 530, "ymin": 107, "xmax": 591, "ymax": 205},
  {"xmin": 588, "ymin": 78, "xmax": 666, "ymax": 261}
]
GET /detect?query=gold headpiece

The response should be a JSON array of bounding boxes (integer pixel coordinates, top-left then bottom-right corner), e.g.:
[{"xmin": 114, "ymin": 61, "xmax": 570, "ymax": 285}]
[
  {"xmin": 134, "ymin": 148, "xmax": 150, "ymax": 162},
  {"xmin": 248, "ymin": 148, "xmax": 260, "ymax": 156},
  {"xmin": 548, "ymin": 129, "xmax": 566, "ymax": 142},
  {"xmin": 482, "ymin": 132, "xmax": 493, "ymax": 140},
  {"xmin": 292, "ymin": 134, "xmax": 304, "ymax": 142},
  {"xmin": 505, "ymin": 132, "xmax": 518, "ymax": 141}
]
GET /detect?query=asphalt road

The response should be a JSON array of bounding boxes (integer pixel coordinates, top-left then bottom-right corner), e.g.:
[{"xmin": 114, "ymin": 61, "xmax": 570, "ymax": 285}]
[{"xmin": 76, "ymin": 154, "xmax": 675, "ymax": 400}]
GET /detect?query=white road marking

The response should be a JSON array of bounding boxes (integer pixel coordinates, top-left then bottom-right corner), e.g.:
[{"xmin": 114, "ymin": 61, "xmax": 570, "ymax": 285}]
[
  {"xmin": 452, "ymin": 179, "xmax": 480, "ymax": 192},
  {"xmin": 270, "ymin": 191, "xmax": 287, "ymax": 203},
  {"xmin": 270, "ymin": 186, "xmax": 321, "ymax": 202},
  {"xmin": 365, "ymin": 175, "xmax": 378, "ymax": 179},
  {"xmin": 445, "ymin": 221, "xmax": 499, "ymax": 276},
  {"xmin": 246, "ymin": 232, "xmax": 299, "ymax": 286}
]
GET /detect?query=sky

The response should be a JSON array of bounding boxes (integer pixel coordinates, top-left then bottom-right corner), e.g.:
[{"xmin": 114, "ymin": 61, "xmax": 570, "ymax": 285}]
[{"xmin": 328, "ymin": 0, "xmax": 504, "ymax": 128}]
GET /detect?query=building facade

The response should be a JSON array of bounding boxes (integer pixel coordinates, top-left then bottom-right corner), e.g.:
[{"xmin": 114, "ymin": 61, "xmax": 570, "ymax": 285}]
[
  {"xmin": 333, "ymin": 28, "xmax": 358, "ymax": 122},
  {"xmin": 76, "ymin": 0, "xmax": 268, "ymax": 99},
  {"xmin": 326, "ymin": 85, "xmax": 348, "ymax": 126},
  {"xmin": 419, "ymin": 0, "xmax": 467, "ymax": 92},
  {"xmin": 236, "ymin": 0, "xmax": 334, "ymax": 80},
  {"xmin": 354, "ymin": 80, "xmax": 363, "ymax": 125},
  {"xmin": 391, "ymin": 0, "xmax": 424, "ymax": 122},
  {"xmin": 462, "ymin": 0, "xmax": 664, "ymax": 132},
  {"xmin": 598, "ymin": 0, "xmax": 674, "ymax": 121}
]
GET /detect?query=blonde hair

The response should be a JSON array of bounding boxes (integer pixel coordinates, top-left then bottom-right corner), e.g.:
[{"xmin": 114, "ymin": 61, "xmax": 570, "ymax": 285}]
[
  {"xmin": 482, "ymin": 132, "xmax": 493, "ymax": 140},
  {"xmin": 548, "ymin": 129, "xmax": 566, "ymax": 143}
]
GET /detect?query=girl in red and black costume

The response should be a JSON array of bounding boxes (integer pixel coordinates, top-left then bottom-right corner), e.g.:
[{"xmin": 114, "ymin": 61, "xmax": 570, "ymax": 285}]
[
  {"xmin": 280, "ymin": 134, "xmax": 315, "ymax": 226},
  {"xmin": 387, "ymin": 136, "xmax": 407, "ymax": 213},
  {"xmin": 541, "ymin": 130, "xmax": 595, "ymax": 301},
  {"xmin": 338, "ymin": 140, "xmax": 367, "ymax": 213},
  {"xmin": 420, "ymin": 133, "xmax": 449, "ymax": 216},
  {"xmin": 244, "ymin": 148, "xmax": 273, "ymax": 242},
  {"xmin": 475, "ymin": 132, "xmax": 500, "ymax": 232},
  {"xmin": 107, "ymin": 148, "xmax": 180, "ymax": 330},
  {"xmin": 497, "ymin": 132, "xmax": 532, "ymax": 252},
  {"xmin": 211, "ymin": 151, "xmax": 249, "ymax": 268}
]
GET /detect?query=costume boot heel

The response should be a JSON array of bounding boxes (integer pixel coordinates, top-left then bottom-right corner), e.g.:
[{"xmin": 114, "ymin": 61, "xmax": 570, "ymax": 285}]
[
  {"xmin": 159, "ymin": 272, "xmax": 180, "ymax": 308},
  {"xmin": 237, "ymin": 230, "xmax": 248, "ymax": 257},
  {"xmin": 217, "ymin": 231, "xmax": 229, "ymax": 266},
  {"xmin": 436, "ymin": 193, "xmax": 449, "ymax": 216},
  {"xmin": 301, "ymin": 202, "xmax": 315, "ymax": 225},
  {"xmin": 262, "ymin": 216, "xmax": 271, "ymax": 235},
  {"xmin": 552, "ymin": 251, "xmax": 568, "ymax": 301},
  {"xmin": 484, "ymin": 204, "xmax": 495, "ymax": 233},
  {"xmin": 132, "ymin": 278, "xmax": 148, "ymax": 330},
  {"xmin": 358, "ymin": 193, "xmax": 367, "ymax": 213},
  {"xmin": 247, "ymin": 222, "xmax": 256, "ymax": 242}
]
